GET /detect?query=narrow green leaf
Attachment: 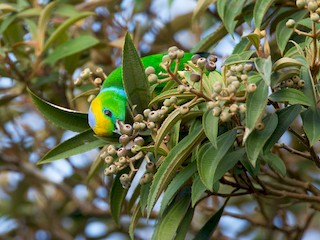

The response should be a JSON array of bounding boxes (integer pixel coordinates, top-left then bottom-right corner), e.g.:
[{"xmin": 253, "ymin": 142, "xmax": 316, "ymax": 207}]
[
  {"xmin": 0, "ymin": 13, "xmax": 16, "ymax": 34},
  {"xmin": 140, "ymin": 182, "xmax": 151, "ymax": 213},
  {"xmin": 263, "ymin": 105, "xmax": 301, "ymax": 153},
  {"xmin": 191, "ymin": 174, "xmax": 207, "ymax": 207},
  {"xmin": 43, "ymin": 12, "xmax": 94, "ymax": 52},
  {"xmin": 159, "ymin": 162, "xmax": 197, "ymax": 216},
  {"xmin": 122, "ymin": 33, "xmax": 150, "ymax": 113},
  {"xmin": 272, "ymin": 57, "xmax": 304, "ymax": 71},
  {"xmin": 255, "ymin": 56, "xmax": 272, "ymax": 86},
  {"xmin": 203, "ymin": 109, "xmax": 219, "ymax": 148},
  {"xmin": 198, "ymin": 129, "xmax": 237, "ymax": 191},
  {"xmin": 246, "ymin": 114, "xmax": 278, "ymax": 167},
  {"xmin": 301, "ymin": 108, "xmax": 320, "ymax": 146},
  {"xmin": 154, "ymin": 109, "xmax": 202, "ymax": 154},
  {"xmin": 212, "ymin": 148, "xmax": 246, "ymax": 184},
  {"xmin": 129, "ymin": 204, "xmax": 142, "ymax": 240},
  {"xmin": 37, "ymin": 2, "xmax": 57, "ymax": 51},
  {"xmin": 276, "ymin": 10, "xmax": 307, "ymax": 54},
  {"xmin": 175, "ymin": 208, "xmax": 194, "ymax": 240},
  {"xmin": 253, "ymin": 0, "xmax": 275, "ymax": 29},
  {"xmin": 224, "ymin": 50, "xmax": 255, "ymax": 66},
  {"xmin": 193, "ymin": 204, "xmax": 225, "ymax": 240},
  {"xmin": 217, "ymin": 0, "xmax": 246, "ymax": 36},
  {"xmin": 43, "ymin": 35, "xmax": 99, "ymax": 64},
  {"xmin": 244, "ymin": 79, "xmax": 269, "ymax": 141},
  {"xmin": 110, "ymin": 168, "xmax": 129, "ymax": 226},
  {"xmin": 241, "ymin": 154, "xmax": 260, "ymax": 176},
  {"xmin": 147, "ymin": 126, "xmax": 206, "ymax": 217},
  {"xmin": 233, "ymin": 37, "xmax": 251, "ymax": 54},
  {"xmin": 28, "ymin": 88, "xmax": 90, "ymax": 132},
  {"xmin": 269, "ymin": 88, "xmax": 311, "ymax": 106},
  {"xmin": 153, "ymin": 196, "xmax": 190, "ymax": 240},
  {"xmin": 300, "ymin": 66, "xmax": 317, "ymax": 109},
  {"xmin": 37, "ymin": 129, "xmax": 108, "ymax": 164},
  {"xmin": 244, "ymin": 33, "xmax": 260, "ymax": 50},
  {"xmin": 263, "ymin": 152, "xmax": 286, "ymax": 176}
]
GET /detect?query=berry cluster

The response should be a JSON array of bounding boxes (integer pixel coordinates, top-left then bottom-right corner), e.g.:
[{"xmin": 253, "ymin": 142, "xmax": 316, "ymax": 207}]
[
  {"xmin": 287, "ymin": 0, "xmax": 320, "ymax": 28},
  {"xmin": 278, "ymin": 76, "xmax": 305, "ymax": 89},
  {"xmin": 206, "ymin": 63, "xmax": 254, "ymax": 122},
  {"xmin": 101, "ymin": 122, "xmax": 154, "ymax": 189}
]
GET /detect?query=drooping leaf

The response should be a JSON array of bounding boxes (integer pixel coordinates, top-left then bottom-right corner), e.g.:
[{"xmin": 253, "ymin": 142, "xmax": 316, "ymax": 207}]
[
  {"xmin": 301, "ymin": 108, "xmax": 320, "ymax": 146},
  {"xmin": 37, "ymin": 129, "xmax": 109, "ymax": 164},
  {"xmin": 203, "ymin": 109, "xmax": 219, "ymax": 148},
  {"xmin": 269, "ymin": 88, "xmax": 311, "ymax": 106},
  {"xmin": 191, "ymin": 174, "xmax": 207, "ymax": 207},
  {"xmin": 43, "ymin": 35, "xmax": 99, "ymax": 64},
  {"xmin": 122, "ymin": 33, "xmax": 150, "ymax": 113},
  {"xmin": 152, "ymin": 195, "xmax": 191, "ymax": 240},
  {"xmin": 175, "ymin": 208, "xmax": 195, "ymax": 240},
  {"xmin": 37, "ymin": 1, "xmax": 57, "ymax": 52},
  {"xmin": 244, "ymin": 79, "xmax": 269, "ymax": 142},
  {"xmin": 193, "ymin": 204, "xmax": 225, "ymax": 240},
  {"xmin": 263, "ymin": 152, "xmax": 286, "ymax": 176},
  {"xmin": 246, "ymin": 114, "xmax": 278, "ymax": 167},
  {"xmin": 272, "ymin": 57, "xmax": 304, "ymax": 71},
  {"xmin": 147, "ymin": 125, "xmax": 206, "ymax": 217},
  {"xmin": 198, "ymin": 129, "xmax": 237, "ymax": 191},
  {"xmin": 217, "ymin": 0, "xmax": 246, "ymax": 36},
  {"xmin": 253, "ymin": 0, "xmax": 275, "ymax": 29},
  {"xmin": 276, "ymin": 10, "xmax": 307, "ymax": 54},
  {"xmin": 300, "ymin": 66, "xmax": 317, "ymax": 109},
  {"xmin": 43, "ymin": 11, "xmax": 94, "ymax": 52},
  {"xmin": 263, "ymin": 105, "xmax": 301, "ymax": 153},
  {"xmin": 255, "ymin": 56, "xmax": 272, "ymax": 86},
  {"xmin": 28, "ymin": 88, "xmax": 90, "ymax": 132},
  {"xmin": 129, "ymin": 204, "xmax": 142, "ymax": 240},
  {"xmin": 159, "ymin": 161, "xmax": 197, "ymax": 216}
]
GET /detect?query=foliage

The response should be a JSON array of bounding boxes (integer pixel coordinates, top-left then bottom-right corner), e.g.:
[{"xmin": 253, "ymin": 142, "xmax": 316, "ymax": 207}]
[{"xmin": 2, "ymin": 0, "xmax": 320, "ymax": 239}]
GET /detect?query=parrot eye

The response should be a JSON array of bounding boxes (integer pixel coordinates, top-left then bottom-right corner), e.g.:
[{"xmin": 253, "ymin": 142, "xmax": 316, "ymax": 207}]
[{"xmin": 104, "ymin": 109, "xmax": 112, "ymax": 117}]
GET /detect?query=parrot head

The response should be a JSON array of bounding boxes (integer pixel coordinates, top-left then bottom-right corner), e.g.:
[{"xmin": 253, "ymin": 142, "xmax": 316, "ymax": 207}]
[{"xmin": 88, "ymin": 88, "xmax": 126, "ymax": 136}]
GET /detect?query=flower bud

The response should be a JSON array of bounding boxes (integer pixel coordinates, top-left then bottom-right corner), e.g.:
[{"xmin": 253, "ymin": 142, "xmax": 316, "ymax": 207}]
[
  {"xmin": 148, "ymin": 74, "xmax": 158, "ymax": 83},
  {"xmin": 239, "ymin": 104, "xmax": 246, "ymax": 113},
  {"xmin": 133, "ymin": 122, "xmax": 140, "ymax": 130},
  {"xmin": 190, "ymin": 73, "xmax": 201, "ymax": 82},
  {"xmin": 191, "ymin": 54, "xmax": 201, "ymax": 64},
  {"xmin": 161, "ymin": 106, "xmax": 169, "ymax": 114},
  {"xmin": 298, "ymin": 79, "xmax": 305, "ymax": 87},
  {"xmin": 168, "ymin": 46, "xmax": 178, "ymax": 52},
  {"xmin": 134, "ymin": 114, "xmax": 144, "ymax": 122},
  {"xmin": 146, "ymin": 162, "xmax": 156, "ymax": 173},
  {"xmin": 308, "ymin": 1, "xmax": 318, "ymax": 11},
  {"xmin": 243, "ymin": 64, "xmax": 253, "ymax": 71},
  {"xmin": 148, "ymin": 111, "xmax": 160, "ymax": 122},
  {"xmin": 143, "ymin": 109, "xmax": 151, "ymax": 118},
  {"xmin": 176, "ymin": 49, "xmax": 185, "ymax": 59},
  {"xmin": 310, "ymin": 12, "xmax": 319, "ymax": 21},
  {"xmin": 117, "ymin": 147, "xmax": 128, "ymax": 157},
  {"xmin": 105, "ymin": 164, "xmax": 117, "ymax": 175},
  {"xmin": 292, "ymin": 76, "xmax": 300, "ymax": 83},
  {"xmin": 104, "ymin": 156, "xmax": 114, "ymax": 165},
  {"xmin": 197, "ymin": 57, "xmax": 207, "ymax": 69},
  {"xmin": 170, "ymin": 96, "xmax": 178, "ymax": 104},
  {"xmin": 107, "ymin": 145, "xmax": 117, "ymax": 156},
  {"xmin": 296, "ymin": 0, "xmax": 306, "ymax": 8},
  {"xmin": 147, "ymin": 121, "xmax": 156, "ymax": 129},
  {"xmin": 213, "ymin": 82, "xmax": 223, "ymax": 93},
  {"xmin": 139, "ymin": 122, "xmax": 147, "ymax": 130},
  {"xmin": 205, "ymin": 62, "xmax": 216, "ymax": 72},
  {"xmin": 255, "ymin": 122, "xmax": 265, "ymax": 130},
  {"xmin": 207, "ymin": 54, "xmax": 218, "ymax": 63},
  {"xmin": 119, "ymin": 134, "xmax": 130, "ymax": 145},
  {"xmin": 229, "ymin": 104, "xmax": 238, "ymax": 113},
  {"xmin": 286, "ymin": 19, "xmax": 296, "ymax": 28},
  {"xmin": 121, "ymin": 124, "xmax": 133, "ymax": 136},
  {"xmin": 145, "ymin": 66, "xmax": 155, "ymax": 75},
  {"xmin": 177, "ymin": 85, "xmax": 186, "ymax": 93},
  {"xmin": 119, "ymin": 156, "xmax": 127, "ymax": 164},
  {"xmin": 207, "ymin": 101, "xmax": 219, "ymax": 109},
  {"xmin": 163, "ymin": 99, "xmax": 171, "ymax": 107},
  {"xmin": 134, "ymin": 136, "xmax": 145, "ymax": 146},
  {"xmin": 212, "ymin": 106, "xmax": 222, "ymax": 116},
  {"xmin": 220, "ymin": 110, "xmax": 232, "ymax": 122},
  {"xmin": 246, "ymin": 83, "xmax": 257, "ymax": 93},
  {"xmin": 179, "ymin": 105, "xmax": 189, "ymax": 114},
  {"xmin": 285, "ymin": 79, "xmax": 294, "ymax": 87}
]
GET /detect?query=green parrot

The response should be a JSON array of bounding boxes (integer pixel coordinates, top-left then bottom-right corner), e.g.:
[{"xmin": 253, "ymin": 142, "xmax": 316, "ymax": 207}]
[{"xmin": 88, "ymin": 52, "xmax": 195, "ymax": 136}]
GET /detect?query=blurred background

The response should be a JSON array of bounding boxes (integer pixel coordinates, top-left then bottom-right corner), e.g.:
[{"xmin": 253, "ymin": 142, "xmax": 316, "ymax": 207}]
[{"xmin": 1, "ymin": 0, "xmax": 320, "ymax": 239}]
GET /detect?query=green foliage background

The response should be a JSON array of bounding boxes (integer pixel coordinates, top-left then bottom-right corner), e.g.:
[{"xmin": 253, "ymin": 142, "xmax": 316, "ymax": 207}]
[{"xmin": 1, "ymin": 0, "xmax": 320, "ymax": 239}]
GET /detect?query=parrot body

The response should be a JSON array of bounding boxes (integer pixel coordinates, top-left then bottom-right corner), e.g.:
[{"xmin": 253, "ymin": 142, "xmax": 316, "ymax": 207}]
[{"xmin": 88, "ymin": 53, "xmax": 194, "ymax": 136}]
